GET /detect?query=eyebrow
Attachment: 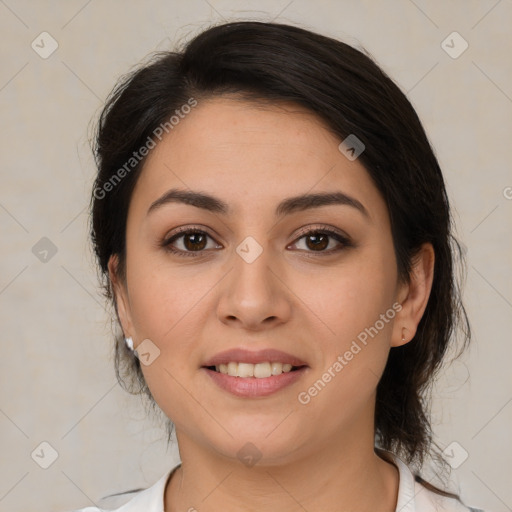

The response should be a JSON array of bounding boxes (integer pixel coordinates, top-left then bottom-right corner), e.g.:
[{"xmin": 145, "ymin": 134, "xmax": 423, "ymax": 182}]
[{"xmin": 147, "ymin": 187, "xmax": 369, "ymax": 219}]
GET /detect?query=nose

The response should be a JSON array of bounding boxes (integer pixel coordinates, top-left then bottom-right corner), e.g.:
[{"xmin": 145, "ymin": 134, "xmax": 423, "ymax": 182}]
[{"xmin": 216, "ymin": 240, "xmax": 292, "ymax": 331}]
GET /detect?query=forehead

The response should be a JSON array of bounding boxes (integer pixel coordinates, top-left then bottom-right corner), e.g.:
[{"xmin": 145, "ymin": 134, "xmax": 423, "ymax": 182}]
[
  {"xmin": 156, "ymin": 96, "xmax": 338, "ymax": 167},
  {"xmin": 130, "ymin": 96, "xmax": 385, "ymax": 223}
]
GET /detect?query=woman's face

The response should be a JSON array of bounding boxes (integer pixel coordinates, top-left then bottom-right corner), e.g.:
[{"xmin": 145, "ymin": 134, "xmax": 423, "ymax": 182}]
[{"xmin": 112, "ymin": 97, "xmax": 414, "ymax": 464}]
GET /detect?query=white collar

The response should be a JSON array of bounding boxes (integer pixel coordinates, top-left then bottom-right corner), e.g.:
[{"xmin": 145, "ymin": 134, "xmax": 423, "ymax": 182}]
[{"xmin": 378, "ymin": 450, "xmax": 417, "ymax": 512}]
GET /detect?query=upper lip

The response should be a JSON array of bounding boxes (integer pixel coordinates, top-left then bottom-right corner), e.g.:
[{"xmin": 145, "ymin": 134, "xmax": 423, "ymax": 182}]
[{"xmin": 202, "ymin": 348, "xmax": 308, "ymax": 367}]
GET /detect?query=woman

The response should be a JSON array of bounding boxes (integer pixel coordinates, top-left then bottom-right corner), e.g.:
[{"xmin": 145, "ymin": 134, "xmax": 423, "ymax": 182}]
[{"xmin": 75, "ymin": 20, "xmax": 482, "ymax": 512}]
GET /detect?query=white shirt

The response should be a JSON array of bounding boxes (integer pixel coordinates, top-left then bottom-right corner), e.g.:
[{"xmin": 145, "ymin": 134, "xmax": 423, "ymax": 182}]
[{"xmin": 70, "ymin": 452, "xmax": 483, "ymax": 512}]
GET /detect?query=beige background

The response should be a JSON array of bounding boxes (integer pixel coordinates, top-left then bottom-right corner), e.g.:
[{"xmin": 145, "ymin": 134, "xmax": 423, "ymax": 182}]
[{"xmin": 0, "ymin": 1, "xmax": 511, "ymax": 511}]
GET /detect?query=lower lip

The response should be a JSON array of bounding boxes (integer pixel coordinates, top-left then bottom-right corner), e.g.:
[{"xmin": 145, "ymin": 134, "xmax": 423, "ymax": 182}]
[{"xmin": 202, "ymin": 367, "xmax": 308, "ymax": 397}]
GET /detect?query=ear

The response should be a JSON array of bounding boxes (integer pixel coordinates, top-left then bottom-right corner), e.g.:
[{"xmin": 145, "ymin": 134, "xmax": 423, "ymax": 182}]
[
  {"xmin": 391, "ymin": 243, "xmax": 435, "ymax": 347},
  {"xmin": 108, "ymin": 254, "xmax": 135, "ymax": 341}
]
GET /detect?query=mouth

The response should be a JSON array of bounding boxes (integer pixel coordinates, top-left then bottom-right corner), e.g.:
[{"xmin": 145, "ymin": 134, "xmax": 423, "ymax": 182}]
[
  {"xmin": 203, "ymin": 362, "xmax": 307, "ymax": 378},
  {"xmin": 201, "ymin": 362, "xmax": 308, "ymax": 398},
  {"xmin": 201, "ymin": 348, "xmax": 309, "ymax": 397}
]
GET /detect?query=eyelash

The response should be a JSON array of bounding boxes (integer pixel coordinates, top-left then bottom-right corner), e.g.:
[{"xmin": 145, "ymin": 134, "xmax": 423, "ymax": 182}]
[{"xmin": 161, "ymin": 224, "xmax": 352, "ymax": 258}]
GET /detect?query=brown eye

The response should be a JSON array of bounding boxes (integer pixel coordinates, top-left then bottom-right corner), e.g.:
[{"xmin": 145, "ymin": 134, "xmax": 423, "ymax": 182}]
[
  {"xmin": 162, "ymin": 229, "xmax": 221, "ymax": 257},
  {"xmin": 304, "ymin": 232, "xmax": 329, "ymax": 251},
  {"xmin": 182, "ymin": 232, "xmax": 207, "ymax": 251},
  {"xmin": 290, "ymin": 227, "xmax": 352, "ymax": 254}
]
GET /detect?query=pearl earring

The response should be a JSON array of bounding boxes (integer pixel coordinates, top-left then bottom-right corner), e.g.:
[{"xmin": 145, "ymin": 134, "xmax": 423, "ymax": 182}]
[{"xmin": 125, "ymin": 337, "xmax": 134, "ymax": 350}]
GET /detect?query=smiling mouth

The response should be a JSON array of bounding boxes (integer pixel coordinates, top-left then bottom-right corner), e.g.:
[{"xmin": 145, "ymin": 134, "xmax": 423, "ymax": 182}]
[
  {"xmin": 202, "ymin": 362, "xmax": 308, "ymax": 397},
  {"xmin": 204, "ymin": 362, "xmax": 306, "ymax": 378}
]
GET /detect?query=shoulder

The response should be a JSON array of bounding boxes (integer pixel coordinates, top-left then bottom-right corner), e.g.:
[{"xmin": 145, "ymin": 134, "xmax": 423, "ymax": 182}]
[
  {"xmin": 378, "ymin": 450, "xmax": 485, "ymax": 512},
  {"xmin": 65, "ymin": 464, "xmax": 180, "ymax": 512},
  {"xmin": 414, "ymin": 479, "xmax": 484, "ymax": 512}
]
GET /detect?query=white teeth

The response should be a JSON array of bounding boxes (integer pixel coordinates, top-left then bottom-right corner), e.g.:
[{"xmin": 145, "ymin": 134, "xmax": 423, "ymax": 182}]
[
  {"xmin": 271, "ymin": 362, "xmax": 283, "ymax": 375},
  {"xmin": 254, "ymin": 362, "xmax": 271, "ymax": 378},
  {"xmin": 213, "ymin": 362, "xmax": 297, "ymax": 378},
  {"xmin": 238, "ymin": 362, "xmax": 254, "ymax": 378}
]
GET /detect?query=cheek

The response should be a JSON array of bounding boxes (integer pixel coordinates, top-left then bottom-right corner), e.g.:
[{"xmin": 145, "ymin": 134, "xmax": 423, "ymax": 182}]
[
  {"xmin": 125, "ymin": 248, "xmax": 202, "ymax": 339},
  {"xmin": 294, "ymin": 248, "xmax": 397, "ymax": 346},
  {"xmin": 294, "ymin": 266, "xmax": 396, "ymax": 431},
  {"xmin": 294, "ymin": 246, "xmax": 398, "ymax": 416},
  {"xmin": 127, "ymin": 267, "xmax": 171, "ymax": 336}
]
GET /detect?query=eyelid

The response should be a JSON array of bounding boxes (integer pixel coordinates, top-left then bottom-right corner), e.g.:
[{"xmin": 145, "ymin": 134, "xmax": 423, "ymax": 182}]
[
  {"xmin": 293, "ymin": 223, "xmax": 350, "ymax": 241},
  {"xmin": 163, "ymin": 224, "xmax": 219, "ymax": 242}
]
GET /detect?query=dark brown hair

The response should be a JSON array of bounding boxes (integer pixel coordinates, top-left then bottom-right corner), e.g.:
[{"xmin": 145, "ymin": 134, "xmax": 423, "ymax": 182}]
[{"xmin": 90, "ymin": 20, "xmax": 470, "ymax": 483}]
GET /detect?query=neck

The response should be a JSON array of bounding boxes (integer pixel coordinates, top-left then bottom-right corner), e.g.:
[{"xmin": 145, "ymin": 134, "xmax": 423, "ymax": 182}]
[{"xmin": 165, "ymin": 430, "xmax": 399, "ymax": 512}]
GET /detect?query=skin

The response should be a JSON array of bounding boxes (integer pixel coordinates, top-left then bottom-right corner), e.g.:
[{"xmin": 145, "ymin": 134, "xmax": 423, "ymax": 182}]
[{"xmin": 109, "ymin": 96, "xmax": 434, "ymax": 512}]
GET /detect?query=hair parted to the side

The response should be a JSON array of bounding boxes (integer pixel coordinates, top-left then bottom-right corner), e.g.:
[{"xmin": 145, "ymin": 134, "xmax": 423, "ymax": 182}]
[{"xmin": 89, "ymin": 20, "xmax": 470, "ymax": 482}]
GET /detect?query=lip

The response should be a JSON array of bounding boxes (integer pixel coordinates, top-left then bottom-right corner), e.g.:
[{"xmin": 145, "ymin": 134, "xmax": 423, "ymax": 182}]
[
  {"xmin": 203, "ymin": 366, "xmax": 308, "ymax": 397},
  {"xmin": 202, "ymin": 348, "xmax": 308, "ymax": 367}
]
